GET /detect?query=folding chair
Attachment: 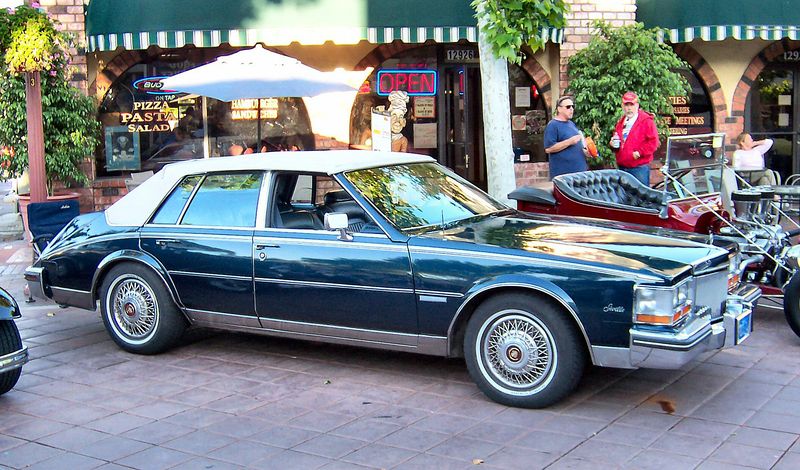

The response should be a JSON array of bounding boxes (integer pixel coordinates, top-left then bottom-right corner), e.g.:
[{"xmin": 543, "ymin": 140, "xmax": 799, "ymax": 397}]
[{"xmin": 26, "ymin": 200, "xmax": 80, "ymax": 261}]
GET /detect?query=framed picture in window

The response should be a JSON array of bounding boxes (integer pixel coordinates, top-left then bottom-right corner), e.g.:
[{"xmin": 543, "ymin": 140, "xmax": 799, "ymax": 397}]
[{"xmin": 105, "ymin": 126, "xmax": 141, "ymax": 171}]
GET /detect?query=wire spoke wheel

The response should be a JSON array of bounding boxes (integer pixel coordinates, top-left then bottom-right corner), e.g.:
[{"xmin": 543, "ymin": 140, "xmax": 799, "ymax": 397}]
[
  {"xmin": 480, "ymin": 311, "xmax": 555, "ymax": 393},
  {"xmin": 108, "ymin": 275, "xmax": 159, "ymax": 343}
]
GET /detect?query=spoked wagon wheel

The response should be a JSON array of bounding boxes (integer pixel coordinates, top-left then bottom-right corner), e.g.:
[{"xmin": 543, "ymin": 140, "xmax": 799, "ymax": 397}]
[
  {"xmin": 0, "ymin": 321, "xmax": 23, "ymax": 395},
  {"xmin": 464, "ymin": 293, "xmax": 586, "ymax": 408},
  {"xmin": 782, "ymin": 272, "xmax": 800, "ymax": 337},
  {"xmin": 99, "ymin": 263, "xmax": 186, "ymax": 354}
]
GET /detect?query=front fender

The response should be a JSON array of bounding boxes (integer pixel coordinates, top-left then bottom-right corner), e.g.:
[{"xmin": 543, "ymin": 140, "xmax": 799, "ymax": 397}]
[
  {"xmin": 91, "ymin": 250, "xmax": 183, "ymax": 309},
  {"xmin": 0, "ymin": 287, "xmax": 21, "ymax": 320},
  {"xmin": 447, "ymin": 274, "xmax": 592, "ymax": 360}
]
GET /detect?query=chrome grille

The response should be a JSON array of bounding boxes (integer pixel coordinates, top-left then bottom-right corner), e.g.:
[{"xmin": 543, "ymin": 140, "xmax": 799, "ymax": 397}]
[{"xmin": 694, "ymin": 269, "xmax": 727, "ymax": 319}]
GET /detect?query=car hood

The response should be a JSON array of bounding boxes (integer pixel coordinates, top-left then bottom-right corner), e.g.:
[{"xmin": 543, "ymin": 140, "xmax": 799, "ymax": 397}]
[{"xmin": 412, "ymin": 211, "xmax": 728, "ymax": 280}]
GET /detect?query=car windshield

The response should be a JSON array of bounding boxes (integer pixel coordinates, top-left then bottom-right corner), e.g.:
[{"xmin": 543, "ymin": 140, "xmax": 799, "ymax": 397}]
[
  {"xmin": 345, "ymin": 163, "xmax": 507, "ymax": 232},
  {"xmin": 664, "ymin": 133, "xmax": 727, "ymax": 198}
]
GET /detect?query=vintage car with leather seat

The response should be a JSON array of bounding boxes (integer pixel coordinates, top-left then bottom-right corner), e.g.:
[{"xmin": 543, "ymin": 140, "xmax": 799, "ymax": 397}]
[
  {"xmin": 511, "ymin": 133, "xmax": 800, "ymax": 339},
  {"xmin": 25, "ymin": 150, "xmax": 759, "ymax": 408}
]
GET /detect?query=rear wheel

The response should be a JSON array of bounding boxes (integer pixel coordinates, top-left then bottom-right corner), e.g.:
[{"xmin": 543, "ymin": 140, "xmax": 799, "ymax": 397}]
[
  {"xmin": 100, "ymin": 263, "xmax": 186, "ymax": 354},
  {"xmin": 464, "ymin": 293, "xmax": 586, "ymax": 408},
  {"xmin": 783, "ymin": 272, "xmax": 800, "ymax": 337},
  {"xmin": 0, "ymin": 321, "xmax": 23, "ymax": 395}
]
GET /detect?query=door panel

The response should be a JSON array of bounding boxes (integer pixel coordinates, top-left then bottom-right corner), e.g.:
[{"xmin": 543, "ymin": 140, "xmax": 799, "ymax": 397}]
[
  {"xmin": 749, "ymin": 66, "xmax": 797, "ymax": 180},
  {"xmin": 140, "ymin": 227, "xmax": 255, "ymax": 316},
  {"xmin": 253, "ymin": 231, "xmax": 417, "ymax": 334},
  {"xmin": 443, "ymin": 66, "xmax": 486, "ymax": 190}
]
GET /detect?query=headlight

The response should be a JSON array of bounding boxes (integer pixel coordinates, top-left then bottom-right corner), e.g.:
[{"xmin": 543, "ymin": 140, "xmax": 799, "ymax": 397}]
[
  {"xmin": 633, "ymin": 279, "xmax": 693, "ymax": 326},
  {"xmin": 728, "ymin": 251, "xmax": 742, "ymax": 291}
]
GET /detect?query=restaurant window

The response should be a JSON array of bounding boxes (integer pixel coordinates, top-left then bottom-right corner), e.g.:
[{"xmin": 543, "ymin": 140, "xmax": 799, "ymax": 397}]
[
  {"xmin": 508, "ymin": 64, "xmax": 548, "ymax": 164},
  {"xmin": 656, "ymin": 66, "xmax": 713, "ymax": 159},
  {"xmin": 96, "ymin": 51, "xmax": 314, "ymax": 177}
]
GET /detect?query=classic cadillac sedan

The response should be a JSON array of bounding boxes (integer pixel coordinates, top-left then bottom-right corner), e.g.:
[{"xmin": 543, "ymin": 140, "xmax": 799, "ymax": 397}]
[{"xmin": 26, "ymin": 151, "xmax": 760, "ymax": 408}]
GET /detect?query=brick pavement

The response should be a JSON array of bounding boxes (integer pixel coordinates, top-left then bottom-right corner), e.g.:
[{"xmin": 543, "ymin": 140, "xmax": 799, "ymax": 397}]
[{"xmin": 0, "ymin": 238, "xmax": 799, "ymax": 469}]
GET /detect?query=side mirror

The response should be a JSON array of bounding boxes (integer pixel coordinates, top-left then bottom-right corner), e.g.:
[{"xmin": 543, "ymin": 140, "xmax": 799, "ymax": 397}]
[{"xmin": 324, "ymin": 212, "xmax": 352, "ymax": 241}]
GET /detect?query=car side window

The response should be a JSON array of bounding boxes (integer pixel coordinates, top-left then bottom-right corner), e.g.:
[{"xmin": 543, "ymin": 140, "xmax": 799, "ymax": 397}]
[
  {"xmin": 150, "ymin": 175, "xmax": 202, "ymax": 225},
  {"xmin": 271, "ymin": 172, "xmax": 380, "ymax": 233},
  {"xmin": 180, "ymin": 172, "xmax": 263, "ymax": 227}
]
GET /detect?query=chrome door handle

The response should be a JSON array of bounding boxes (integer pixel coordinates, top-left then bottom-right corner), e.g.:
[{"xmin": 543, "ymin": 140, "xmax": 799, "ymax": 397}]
[
  {"xmin": 155, "ymin": 239, "xmax": 178, "ymax": 247},
  {"xmin": 255, "ymin": 243, "xmax": 279, "ymax": 250}
]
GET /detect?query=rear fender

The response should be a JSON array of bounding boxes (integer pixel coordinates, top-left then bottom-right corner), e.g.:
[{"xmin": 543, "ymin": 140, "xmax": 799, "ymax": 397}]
[{"xmin": 91, "ymin": 250, "xmax": 184, "ymax": 310}]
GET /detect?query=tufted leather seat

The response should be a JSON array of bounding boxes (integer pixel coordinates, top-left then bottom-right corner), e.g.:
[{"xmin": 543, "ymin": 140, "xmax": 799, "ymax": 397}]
[{"xmin": 554, "ymin": 170, "xmax": 664, "ymax": 212}]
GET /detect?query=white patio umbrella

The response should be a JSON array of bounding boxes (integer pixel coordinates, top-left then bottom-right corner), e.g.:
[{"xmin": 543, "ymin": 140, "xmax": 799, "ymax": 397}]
[{"xmin": 160, "ymin": 44, "xmax": 358, "ymax": 156}]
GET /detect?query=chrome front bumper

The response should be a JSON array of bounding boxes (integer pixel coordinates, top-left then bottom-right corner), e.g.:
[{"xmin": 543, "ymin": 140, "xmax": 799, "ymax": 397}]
[
  {"xmin": 24, "ymin": 266, "xmax": 48, "ymax": 301},
  {"xmin": 629, "ymin": 283, "xmax": 761, "ymax": 368},
  {"xmin": 0, "ymin": 345, "xmax": 28, "ymax": 374},
  {"xmin": 592, "ymin": 283, "xmax": 761, "ymax": 369}
]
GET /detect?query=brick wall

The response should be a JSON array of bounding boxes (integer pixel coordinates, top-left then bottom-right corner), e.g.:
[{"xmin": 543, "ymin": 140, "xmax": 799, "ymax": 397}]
[
  {"xmin": 560, "ymin": 0, "xmax": 637, "ymax": 91},
  {"xmin": 37, "ymin": 0, "xmax": 87, "ymax": 94}
]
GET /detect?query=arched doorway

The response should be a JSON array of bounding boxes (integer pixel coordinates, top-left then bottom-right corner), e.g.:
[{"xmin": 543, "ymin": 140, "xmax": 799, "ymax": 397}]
[{"xmin": 746, "ymin": 50, "xmax": 800, "ymax": 181}]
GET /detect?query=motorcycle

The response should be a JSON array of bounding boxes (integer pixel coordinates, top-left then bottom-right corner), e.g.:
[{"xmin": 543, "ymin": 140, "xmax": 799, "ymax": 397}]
[{"xmin": 0, "ymin": 286, "xmax": 28, "ymax": 395}]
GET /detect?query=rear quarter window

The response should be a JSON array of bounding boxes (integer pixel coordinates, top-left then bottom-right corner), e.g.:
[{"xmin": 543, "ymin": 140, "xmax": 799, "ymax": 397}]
[{"xmin": 181, "ymin": 172, "xmax": 263, "ymax": 227}]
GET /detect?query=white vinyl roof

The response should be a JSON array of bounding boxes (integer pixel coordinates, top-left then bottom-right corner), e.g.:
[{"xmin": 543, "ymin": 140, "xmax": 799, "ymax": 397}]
[{"xmin": 105, "ymin": 150, "xmax": 434, "ymax": 227}]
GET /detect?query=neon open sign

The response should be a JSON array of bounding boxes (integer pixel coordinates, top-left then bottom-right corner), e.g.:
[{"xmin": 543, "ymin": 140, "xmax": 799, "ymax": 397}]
[{"xmin": 376, "ymin": 70, "xmax": 437, "ymax": 96}]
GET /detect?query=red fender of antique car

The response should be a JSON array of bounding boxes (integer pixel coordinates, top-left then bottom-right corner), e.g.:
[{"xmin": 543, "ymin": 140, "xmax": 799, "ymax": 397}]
[{"xmin": 509, "ymin": 169, "xmax": 728, "ymax": 235}]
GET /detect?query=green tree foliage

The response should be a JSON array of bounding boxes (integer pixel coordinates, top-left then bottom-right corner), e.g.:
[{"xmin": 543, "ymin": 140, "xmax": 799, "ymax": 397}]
[
  {"xmin": 0, "ymin": 5, "xmax": 99, "ymax": 191},
  {"xmin": 471, "ymin": 0, "xmax": 568, "ymax": 63},
  {"xmin": 568, "ymin": 21, "xmax": 690, "ymax": 167}
]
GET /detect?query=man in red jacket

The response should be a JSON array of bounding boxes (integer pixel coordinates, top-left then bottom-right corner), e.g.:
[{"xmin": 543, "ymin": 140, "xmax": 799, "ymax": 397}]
[{"xmin": 610, "ymin": 92, "xmax": 660, "ymax": 186}]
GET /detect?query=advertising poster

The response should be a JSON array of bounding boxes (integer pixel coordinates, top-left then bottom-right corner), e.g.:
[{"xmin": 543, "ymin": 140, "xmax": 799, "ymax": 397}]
[
  {"xmin": 371, "ymin": 109, "xmax": 392, "ymax": 152},
  {"xmin": 413, "ymin": 96, "xmax": 436, "ymax": 119},
  {"xmin": 105, "ymin": 126, "xmax": 141, "ymax": 171}
]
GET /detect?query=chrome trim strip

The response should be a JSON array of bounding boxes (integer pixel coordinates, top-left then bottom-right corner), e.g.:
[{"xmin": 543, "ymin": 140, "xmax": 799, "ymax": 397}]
[
  {"xmin": 632, "ymin": 330, "xmax": 712, "ymax": 351},
  {"xmin": 176, "ymin": 173, "xmax": 205, "ymax": 225},
  {"xmin": 255, "ymin": 229, "xmax": 389, "ymax": 239},
  {"xmin": 141, "ymin": 232, "xmax": 253, "ymax": 242},
  {"xmin": 170, "ymin": 271, "xmax": 252, "ymax": 282},
  {"xmin": 410, "ymin": 247, "xmax": 662, "ymax": 283},
  {"xmin": 252, "ymin": 235, "xmax": 403, "ymax": 251},
  {"xmin": 416, "ymin": 289, "xmax": 463, "ymax": 298},
  {"xmin": 255, "ymin": 172, "xmax": 272, "ymax": 230},
  {"xmin": 419, "ymin": 295, "xmax": 448, "ymax": 303},
  {"xmin": 447, "ymin": 282, "xmax": 594, "ymax": 363},
  {"xmin": 0, "ymin": 346, "xmax": 28, "ymax": 374},
  {"xmin": 50, "ymin": 286, "xmax": 91, "ymax": 295},
  {"xmin": 255, "ymin": 277, "xmax": 414, "ymax": 294},
  {"xmin": 185, "ymin": 309, "xmax": 261, "ymax": 328}
]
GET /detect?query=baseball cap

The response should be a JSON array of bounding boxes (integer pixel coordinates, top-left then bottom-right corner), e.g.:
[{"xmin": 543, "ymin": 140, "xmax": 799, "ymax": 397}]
[{"xmin": 622, "ymin": 91, "xmax": 638, "ymax": 104}]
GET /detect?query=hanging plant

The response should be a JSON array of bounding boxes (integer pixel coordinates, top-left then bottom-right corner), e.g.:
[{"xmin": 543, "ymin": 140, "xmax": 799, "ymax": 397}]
[{"xmin": 0, "ymin": 4, "xmax": 99, "ymax": 192}]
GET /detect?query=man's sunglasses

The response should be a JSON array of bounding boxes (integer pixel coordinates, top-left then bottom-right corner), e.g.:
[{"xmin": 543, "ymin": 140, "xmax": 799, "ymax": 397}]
[{"xmin": 559, "ymin": 104, "xmax": 574, "ymax": 109}]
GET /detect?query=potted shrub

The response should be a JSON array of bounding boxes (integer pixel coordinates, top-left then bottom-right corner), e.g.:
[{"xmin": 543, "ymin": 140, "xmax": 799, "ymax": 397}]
[{"xmin": 0, "ymin": 4, "xmax": 99, "ymax": 198}]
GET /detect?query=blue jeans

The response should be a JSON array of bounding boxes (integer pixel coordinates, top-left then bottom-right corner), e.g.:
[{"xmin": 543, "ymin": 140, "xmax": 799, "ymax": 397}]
[{"xmin": 619, "ymin": 165, "xmax": 650, "ymax": 186}]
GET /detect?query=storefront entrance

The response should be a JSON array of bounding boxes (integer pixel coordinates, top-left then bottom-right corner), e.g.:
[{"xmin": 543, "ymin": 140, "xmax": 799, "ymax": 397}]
[
  {"xmin": 748, "ymin": 60, "xmax": 800, "ymax": 182},
  {"xmin": 442, "ymin": 66, "xmax": 486, "ymax": 190}
]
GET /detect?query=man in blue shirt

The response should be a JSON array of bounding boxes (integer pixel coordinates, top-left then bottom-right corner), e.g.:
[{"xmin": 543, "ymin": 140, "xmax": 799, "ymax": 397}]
[{"xmin": 544, "ymin": 95, "xmax": 589, "ymax": 179}]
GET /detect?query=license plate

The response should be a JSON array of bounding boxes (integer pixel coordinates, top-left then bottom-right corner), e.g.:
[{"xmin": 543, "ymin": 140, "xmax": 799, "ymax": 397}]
[{"xmin": 736, "ymin": 310, "xmax": 752, "ymax": 344}]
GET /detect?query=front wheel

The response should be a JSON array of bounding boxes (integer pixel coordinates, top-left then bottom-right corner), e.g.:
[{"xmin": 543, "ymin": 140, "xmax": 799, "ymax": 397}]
[
  {"xmin": 464, "ymin": 293, "xmax": 586, "ymax": 408},
  {"xmin": 782, "ymin": 272, "xmax": 800, "ymax": 337},
  {"xmin": 99, "ymin": 263, "xmax": 187, "ymax": 354},
  {"xmin": 0, "ymin": 320, "xmax": 23, "ymax": 395}
]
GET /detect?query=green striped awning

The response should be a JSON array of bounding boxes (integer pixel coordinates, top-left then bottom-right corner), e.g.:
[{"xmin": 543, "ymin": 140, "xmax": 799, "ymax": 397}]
[
  {"xmin": 657, "ymin": 25, "xmax": 800, "ymax": 43},
  {"xmin": 86, "ymin": 0, "xmax": 562, "ymax": 52},
  {"xmin": 638, "ymin": 0, "xmax": 800, "ymax": 43}
]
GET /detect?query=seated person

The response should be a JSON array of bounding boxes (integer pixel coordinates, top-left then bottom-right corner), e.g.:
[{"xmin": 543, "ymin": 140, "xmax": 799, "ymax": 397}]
[
  {"xmin": 228, "ymin": 143, "xmax": 245, "ymax": 156},
  {"xmin": 733, "ymin": 133, "xmax": 776, "ymax": 186}
]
